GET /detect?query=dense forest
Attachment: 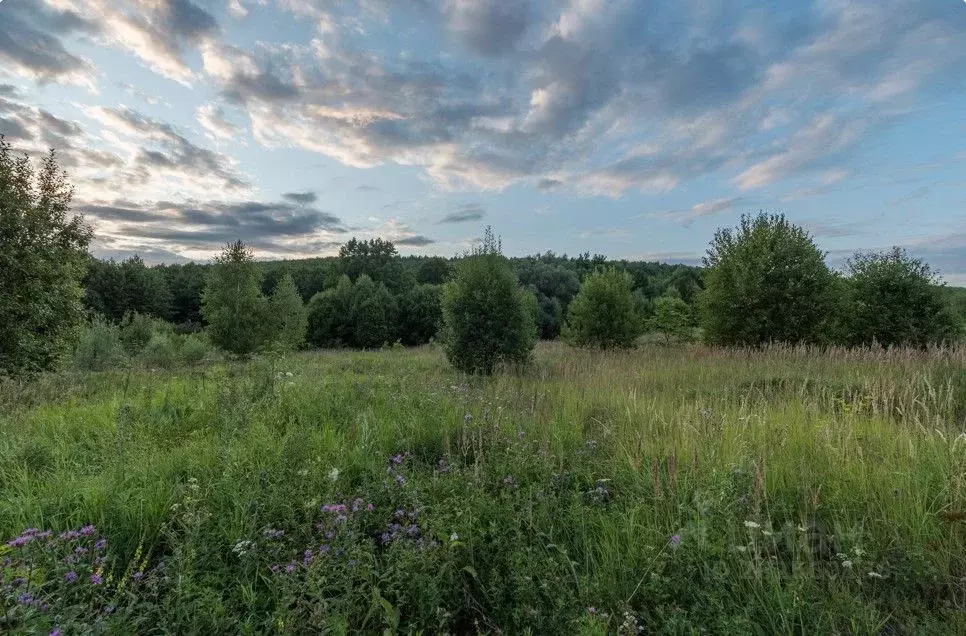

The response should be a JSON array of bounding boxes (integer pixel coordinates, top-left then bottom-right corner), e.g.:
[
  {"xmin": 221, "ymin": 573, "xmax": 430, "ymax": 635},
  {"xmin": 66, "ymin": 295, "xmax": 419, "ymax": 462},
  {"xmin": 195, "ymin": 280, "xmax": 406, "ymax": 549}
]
[{"xmin": 82, "ymin": 242, "xmax": 706, "ymax": 342}]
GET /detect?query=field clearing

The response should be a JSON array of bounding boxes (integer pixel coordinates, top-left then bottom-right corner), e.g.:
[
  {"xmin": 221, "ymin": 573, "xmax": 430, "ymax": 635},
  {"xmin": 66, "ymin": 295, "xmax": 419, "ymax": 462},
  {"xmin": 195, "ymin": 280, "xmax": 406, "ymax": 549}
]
[{"xmin": 2, "ymin": 343, "xmax": 966, "ymax": 634}]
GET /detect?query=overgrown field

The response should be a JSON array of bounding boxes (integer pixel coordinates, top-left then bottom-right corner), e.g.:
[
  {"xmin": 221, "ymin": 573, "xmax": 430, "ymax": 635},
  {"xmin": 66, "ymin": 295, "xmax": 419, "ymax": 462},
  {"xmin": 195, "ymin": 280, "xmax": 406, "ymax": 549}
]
[{"xmin": 2, "ymin": 344, "xmax": 966, "ymax": 634}]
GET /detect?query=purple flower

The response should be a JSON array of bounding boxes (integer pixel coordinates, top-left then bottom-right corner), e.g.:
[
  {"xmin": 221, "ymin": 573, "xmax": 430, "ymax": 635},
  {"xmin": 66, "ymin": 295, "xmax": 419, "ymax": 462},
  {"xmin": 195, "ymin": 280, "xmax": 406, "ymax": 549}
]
[
  {"xmin": 269, "ymin": 564, "xmax": 281, "ymax": 575},
  {"xmin": 65, "ymin": 571, "xmax": 78, "ymax": 583},
  {"xmin": 91, "ymin": 573, "xmax": 104, "ymax": 585},
  {"xmin": 587, "ymin": 607, "xmax": 597, "ymax": 615},
  {"xmin": 351, "ymin": 498, "xmax": 364, "ymax": 512},
  {"xmin": 391, "ymin": 453, "xmax": 405, "ymax": 465},
  {"xmin": 285, "ymin": 561, "xmax": 297, "ymax": 574},
  {"xmin": 407, "ymin": 524, "xmax": 420, "ymax": 536},
  {"xmin": 18, "ymin": 593, "xmax": 34, "ymax": 605},
  {"xmin": 7, "ymin": 535, "xmax": 33, "ymax": 548},
  {"xmin": 12, "ymin": 577, "xmax": 26, "ymax": 588},
  {"xmin": 394, "ymin": 473, "xmax": 407, "ymax": 486},
  {"xmin": 74, "ymin": 546, "xmax": 88, "ymax": 555},
  {"xmin": 670, "ymin": 534, "xmax": 682, "ymax": 548},
  {"xmin": 59, "ymin": 530, "xmax": 80, "ymax": 541},
  {"xmin": 50, "ymin": 629, "xmax": 63, "ymax": 636},
  {"xmin": 95, "ymin": 538, "xmax": 108, "ymax": 551},
  {"xmin": 132, "ymin": 571, "xmax": 144, "ymax": 581},
  {"xmin": 80, "ymin": 524, "xmax": 96, "ymax": 536},
  {"xmin": 366, "ymin": 503, "xmax": 375, "ymax": 511}
]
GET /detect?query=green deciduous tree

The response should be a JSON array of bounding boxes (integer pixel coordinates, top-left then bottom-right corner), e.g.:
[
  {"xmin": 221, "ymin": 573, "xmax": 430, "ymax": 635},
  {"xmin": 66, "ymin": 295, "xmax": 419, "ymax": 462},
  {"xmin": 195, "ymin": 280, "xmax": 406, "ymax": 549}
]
[
  {"xmin": 441, "ymin": 228, "xmax": 538, "ymax": 374},
  {"xmin": 348, "ymin": 274, "xmax": 398, "ymax": 348},
  {"xmin": 563, "ymin": 267, "xmax": 641, "ymax": 349},
  {"xmin": 843, "ymin": 247, "xmax": 960, "ymax": 347},
  {"xmin": 0, "ymin": 141, "xmax": 92, "ymax": 376},
  {"xmin": 270, "ymin": 273, "xmax": 308, "ymax": 351},
  {"xmin": 306, "ymin": 275, "xmax": 355, "ymax": 348},
  {"xmin": 649, "ymin": 295, "xmax": 694, "ymax": 344},
  {"xmin": 700, "ymin": 213, "xmax": 834, "ymax": 345},
  {"xmin": 202, "ymin": 241, "xmax": 272, "ymax": 355}
]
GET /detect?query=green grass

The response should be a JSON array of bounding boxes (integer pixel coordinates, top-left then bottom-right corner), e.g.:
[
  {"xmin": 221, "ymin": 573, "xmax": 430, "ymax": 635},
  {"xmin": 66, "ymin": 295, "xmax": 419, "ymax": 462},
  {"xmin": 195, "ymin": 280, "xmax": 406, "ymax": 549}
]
[{"xmin": 2, "ymin": 343, "xmax": 965, "ymax": 634}]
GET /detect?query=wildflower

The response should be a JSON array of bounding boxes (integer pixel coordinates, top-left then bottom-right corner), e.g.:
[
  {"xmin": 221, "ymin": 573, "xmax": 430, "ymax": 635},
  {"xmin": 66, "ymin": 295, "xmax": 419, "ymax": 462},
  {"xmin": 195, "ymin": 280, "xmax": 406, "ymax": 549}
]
[
  {"xmin": 80, "ymin": 524, "xmax": 96, "ymax": 536},
  {"xmin": 394, "ymin": 473, "xmax": 407, "ymax": 486},
  {"xmin": 867, "ymin": 571, "xmax": 886, "ymax": 579},
  {"xmin": 669, "ymin": 534, "xmax": 682, "ymax": 548},
  {"xmin": 319, "ymin": 544, "xmax": 330, "ymax": 554},
  {"xmin": 762, "ymin": 530, "xmax": 774, "ymax": 537},
  {"xmin": 328, "ymin": 467, "xmax": 340, "ymax": 482},
  {"xmin": 842, "ymin": 560, "xmax": 853, "ymax": 569},
  {"xmin": 74, "ymin": 546, "xmax": 88, "ymax": 555},
  {"xmin": 797, "ymin": 524, "xmax": 809, "ymax": 532},
  {"xmin": 391, "ymin": 453, "xmax": 405, "ymax": 465},
  {"xmin": 132, "ymin": 571, "xmax": 144, "ymax": 582},
  {"xmin": 303, "ymin": 549, "xmax": 314, "ymax": 565},
  {"xmin": 587, "ymin": 606, "xmax": 597, "ymax": 615},
  {"xmin": 65, "ymin": 571, "xmax": 78, "ymax": 583},
  {"xmin": 95, "ymin": 538, "xmax": 108, "ymax": 551},
  {"xmin": 450, "ymin": 532, "xmax": 459, "ymax": 542},
  {"xmin": 352, "ymin": 498, "xmax": 365, "ymax": 512},
  {"xmin": 367, "ymin": 503, "xmax": 375, "ymax": 511},
  {"xmin": 91, "ymin": 573, "xmax": 104, "ymax": 585},
  {"xmin": 743, "ymin": 520, "xmax": 760, "ymax": 529},
  {"xmin": 297, "ymin": 468, "xmax": 309, "ymax": 477},
  {"xmin": 503, "ymin": 475, "xmax": 516, "ymax": 486},
  {"xmin": 50, "ymin": 629, "xmax": 63, "ymax": 636},
  {"xmin": 269, "ymin": 564, "xmax": 281, "ymax": 575},
  {"xmin": 18, "ymin": 593, "xmax": 34, "ymax": 605},
  {"xmin": 464, "ymin": 413, "xmax": 472, "ymax": 423},
  {"xmin": 736, "ymin": 545, "xmax": 747, "ymax": 553},
  {"xmin": 285, "ymin": 562, "xmax": 297, "ymax": 574}
]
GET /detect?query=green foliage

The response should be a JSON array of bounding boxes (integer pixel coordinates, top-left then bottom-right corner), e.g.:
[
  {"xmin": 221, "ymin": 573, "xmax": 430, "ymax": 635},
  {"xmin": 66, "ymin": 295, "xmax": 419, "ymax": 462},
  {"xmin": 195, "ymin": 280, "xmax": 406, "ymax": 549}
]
[
  {"xmin": 0, "ymin": 141, "xmax": 92, "ymax": 376},
  {"xmin": 518, "ymin": 261, "xmax": 580, "ymax": 339},
  {"xmin": 843, "ymin": 247, "xmax": 961, "ymax": 347},
  {"xmin": 398, "ymin": 284, "xmax": 443, "ymax": 345},
  {"xmin": 269, "ymin": 274, "xmax": 308, "ymax": 351},
  {"xmin": 650, "ymin": 296, "xmax": 695, "ymax": 343},
  {"xmin": 72, "ymin": 317, "xmax": 127, "ymax": 372},
  {"xmin": 178, "ymin": 333, "xmax": 212, "ymax": 366},
  {"xmin": 338, "ymin": 237, "xmax": 412, "ymax": 293},
  {"xmin": 564, "ymin": 268, "xmax": 642, "ymax": 349},
  {"xmin": 84, "ymin": 256, "xmax": 173, "ymax": 322},
  {"xmin": 138, "ymin": 331, "xmax": 181, "ymax": 369},
  {"xmin": 700, "ymin": 212, "xmax": 835, "ymax": 345},
  {"xmin": 349, "ymin": 275, "xmax": 398, "ymax": 348},
  {"xmin": 416, "ymin": 256, "xmax": 451, "ymax": 285},
  {"xmin": 307, "ymin": 275, "xmax": 355, "ymax": 348},
  {"xmin": 119, "ymin": 312, "xmax": 173, "ymax": 355},
  {"xmin": 202, "ymin": 241, "xmax": 272, "ymax": 355},
  {"xmin": 441, "ymin": 229, "xmax": 538, "ymax": 374}
]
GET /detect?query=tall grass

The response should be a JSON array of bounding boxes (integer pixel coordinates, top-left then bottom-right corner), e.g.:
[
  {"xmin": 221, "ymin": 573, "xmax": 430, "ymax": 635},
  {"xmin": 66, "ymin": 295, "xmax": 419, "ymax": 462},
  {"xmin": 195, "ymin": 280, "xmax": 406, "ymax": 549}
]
[{"xmin": 1, "ymin": 344, "xmax": 964, "ymax": 633}]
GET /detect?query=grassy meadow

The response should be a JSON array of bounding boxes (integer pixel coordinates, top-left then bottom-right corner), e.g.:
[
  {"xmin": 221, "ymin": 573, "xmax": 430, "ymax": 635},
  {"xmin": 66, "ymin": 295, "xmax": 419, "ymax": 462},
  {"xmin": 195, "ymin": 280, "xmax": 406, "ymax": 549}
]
[{"xmin": 2, "ymin": 343, "xmax": 965, "ymax": 634}]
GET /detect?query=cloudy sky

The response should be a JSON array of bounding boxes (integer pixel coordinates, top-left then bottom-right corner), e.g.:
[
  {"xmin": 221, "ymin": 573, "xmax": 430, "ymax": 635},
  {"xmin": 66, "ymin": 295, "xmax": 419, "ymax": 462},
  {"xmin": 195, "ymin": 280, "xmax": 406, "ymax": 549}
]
[{"xmin": 1, "ymin": 0, "xmax": 965, "ymax": 280}]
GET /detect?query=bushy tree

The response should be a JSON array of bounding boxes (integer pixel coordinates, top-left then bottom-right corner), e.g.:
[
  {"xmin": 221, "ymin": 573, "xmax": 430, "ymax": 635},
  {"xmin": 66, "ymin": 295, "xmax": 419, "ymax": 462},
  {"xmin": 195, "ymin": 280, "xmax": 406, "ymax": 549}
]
[
  {"xmin": 563, "ymin": 267, "xmax": 641, "ymax": 348},
  {"xmin": 0, "ymin": 141, "xmax": 92, "ymax": 376},
  {"xmin": 417, "ymin": 257, "xmax": 451, "ymax": 285},
  {"xmin": 162, "ymin": 262, "xmax": 207, "ymax": 327},
  {"xmin": 517, "ymin": 261, "xmax": 580, "ymax": 339},
  {"xmin": 349, "ymin": 275, "xmax": 398, "ymax": 348},
  {"xmin": 202, "ymin": 241, "xmax": 272, "ymax": 355},
  {"xmin": 270, "ymin": 274, "xmax": 308, "ymax": 351},
  {"xmin": 843, "ymin": 247, "xmax": 960, "ymax": 347},
  {"xmin": 338, "ymin": 237, "xmax": 411, "ymax": 292},
  {"xmin": 441, "ymin": 228, "xmax": 538, "ymax": 374},
  {"xmin": 85, "ymin": 256, "xmax": 171, "ymax": 321},
  {"xmin": 398, "ymin": 284, "xmax": 443, "ymax": 345},
  {"xmin": 700, "ymin": 213, "xmax": 834, "ymax": 345},
  {"xmin": 650, "ymin": 296, "xmax": 694, "ymax": 344},
  {"xmin": 306, "ymin": 275, "xmax": 355, "ymax": 347}
]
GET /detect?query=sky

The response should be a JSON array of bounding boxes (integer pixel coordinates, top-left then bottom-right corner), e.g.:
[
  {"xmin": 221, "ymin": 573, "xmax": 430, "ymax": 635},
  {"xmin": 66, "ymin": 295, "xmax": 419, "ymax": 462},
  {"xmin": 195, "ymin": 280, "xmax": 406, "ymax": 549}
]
[{"xmin": 1, "ymin": 0, "xmax": 965, "ymax": 282}]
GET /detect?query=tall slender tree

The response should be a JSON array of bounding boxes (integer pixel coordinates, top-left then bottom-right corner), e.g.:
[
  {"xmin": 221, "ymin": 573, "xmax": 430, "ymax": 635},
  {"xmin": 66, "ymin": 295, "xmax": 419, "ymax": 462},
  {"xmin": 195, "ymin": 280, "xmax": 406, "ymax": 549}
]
[{"xmin": 202, "ymin": 241, "xmax": 272, "ymax": 355}]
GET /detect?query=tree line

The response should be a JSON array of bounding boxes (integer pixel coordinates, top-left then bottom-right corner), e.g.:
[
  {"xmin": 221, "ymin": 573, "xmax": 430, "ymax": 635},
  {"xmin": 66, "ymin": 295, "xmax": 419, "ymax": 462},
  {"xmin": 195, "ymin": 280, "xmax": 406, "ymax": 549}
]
[{"xmin": 1, "ymin": 140, "xmax": 963, "ymax": 378}]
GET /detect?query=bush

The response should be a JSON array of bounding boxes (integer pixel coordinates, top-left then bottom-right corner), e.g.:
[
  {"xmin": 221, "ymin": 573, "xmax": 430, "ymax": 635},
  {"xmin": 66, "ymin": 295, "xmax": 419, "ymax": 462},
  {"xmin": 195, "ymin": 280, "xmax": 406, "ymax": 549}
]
[
  {"xmin": 649, "ymin": 296, "xmax": 694, "ymax": 344},
  {"xmin": 119, "ymin": 312, "xmax": 173, "ymax": 355},
  {"xmin": 73, "ymin": 318, "xmax": 127, "ymax": 372},
  {"xmin": 270, "ymin": 274, "xmax": 308, "ymax": 351},
  {"xmin": 202, "ymin": 241, "xmax": 272, "ymax": 355},
  {"xmin": 441, "ymin": 228, "xmax": 538, "ymax": 374},
  {"xmin": 349, "ymin": 275, "xmax": 398, "ymax": 348},
  {"xmin": 307, "ymin": 276, "xmax": 355, "ymax": 348},
  {"xmin": 179, "ymin": 333, "xmax": 212, "ymax": 366},
  {"xmin": 564, "ymin": 268, "xmax": 641, "ymax": 349},
  {"xmin": 398, "ymin": 284, "xmax": 442, "ymax": 346},
  {"xmin": 138, "ymin": 332, "xmax": 181, "ymax": 369},
  {"xmin": 843, "ymin": 247, "xmax": 961, "ymax": 347},
  {"xmin": 700, "ymin": 213, "xmax": 835, "ymax": 345}
]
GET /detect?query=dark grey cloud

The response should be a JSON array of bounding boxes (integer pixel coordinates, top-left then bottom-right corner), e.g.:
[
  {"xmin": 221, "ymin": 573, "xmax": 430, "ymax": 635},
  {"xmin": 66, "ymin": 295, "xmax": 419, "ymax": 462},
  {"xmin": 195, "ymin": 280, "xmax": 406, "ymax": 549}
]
[
  {"xmin": 445, "ymin": 0, "xmax": 531, "ymax": 57},
  {"xmin": 439, "ymin": 203, "xmax": 485, "ymax": 224},
  {"xmin": 79, "ymin": 198, "xmax": 347, "ymax": 252},
  {"xmin": 537, "ymin": 178, "xmax": 562, "ymax": 190},
  {"xmin": 282, "ymin": 191, "xmax": 317, "ymax": 205},
  {"xmin": 165, "ymin": 0, "xmax": 218, "ymax": 41},
  {"xmin": 0, "ymin": 10, "xmax": 91, "ymax": 82},
  {"xmin": 395, "ymin": 235, "xmax": 436, "ymax": 246}
]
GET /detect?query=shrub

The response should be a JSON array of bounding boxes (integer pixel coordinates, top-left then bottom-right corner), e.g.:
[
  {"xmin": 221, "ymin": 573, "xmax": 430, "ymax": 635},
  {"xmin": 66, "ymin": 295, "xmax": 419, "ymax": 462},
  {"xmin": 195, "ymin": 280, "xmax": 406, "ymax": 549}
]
[
  {"xmin": 73, "ymin": 318, "xmax": 127, "ymax": 372},
  {"xmin": 270, "ymin": 274, "xmax": 308, "ymax": 351},
  {"xmin": 119, "ymin": 312, "xmax": 173, "ymax": 355},
  {"xmin": 441, "ymin": 228, "xmax": 538, "ymax": 374},
  {"xmin": 700, "ymin": 212, "xmax": 835, "ymax": 345},
  {"xmin": 843, "ymin": 247, "xmax": 960, "ymax": 347},
  {"xmin": 564, "ymin": 268, "xmax": 641, "ymax": 349},
  {"xmin": 0, "ymin": 142, "xmax": 92, "ymax": 376},
  {"xmin": 179, "ymin": 333, "xmax": 212, "ymax": 366},
  {"xmin": 349, "ymin": 275, "xmax": 398, "ymax": 348},
  {"xmin": 307, "ymin": 275, "xmax": 355, "ymax": 348},
  {"xmin": 649, "ymin": 296, "xmax": 694, "ymax": 344},
  {"xmin": 138, "ymin": 332, "xmax": 180, "ymax": 369},
  {"xmin": 398, "ymin": 284, "xmax": 442, "ymax": 346},
  {"xmin": 202, "ymin": 241, "xmax": 272, "ymax": 355}
]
